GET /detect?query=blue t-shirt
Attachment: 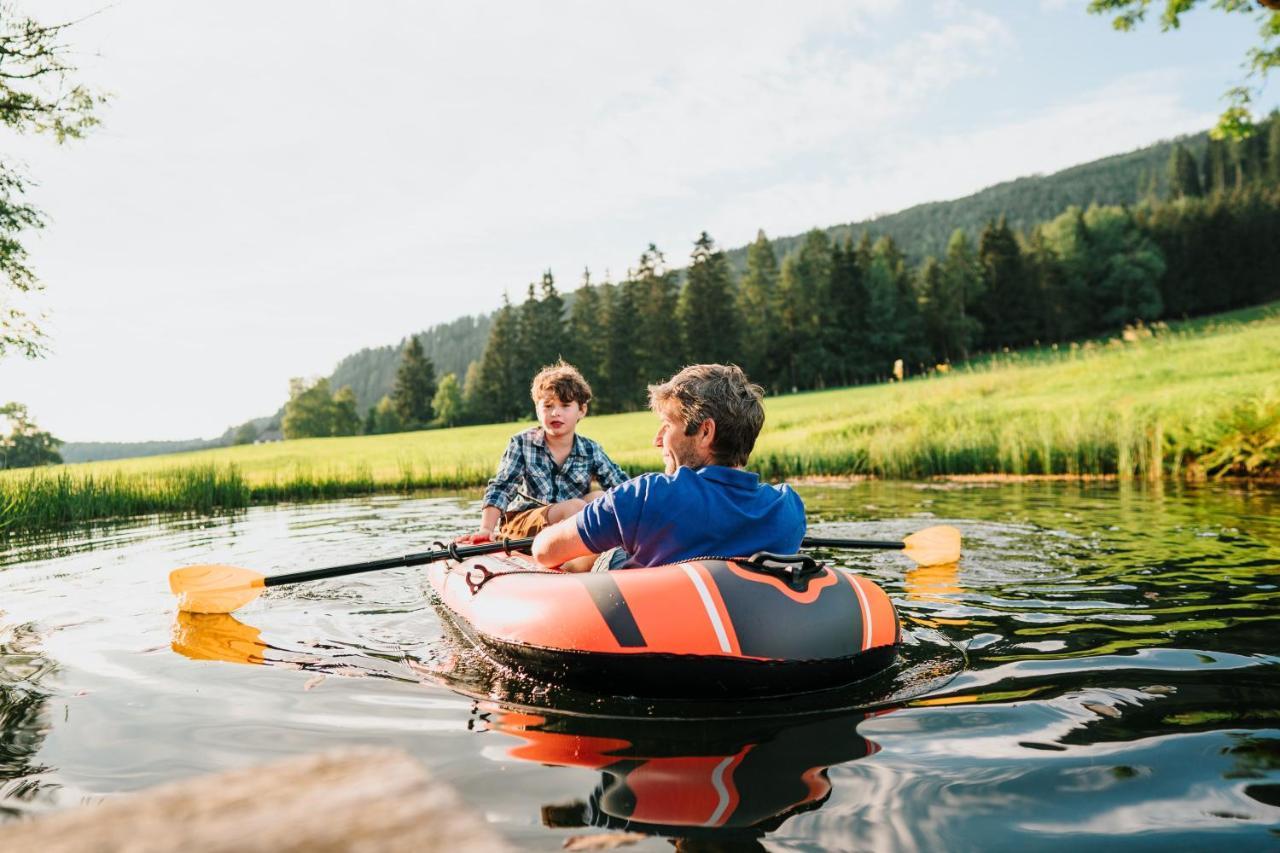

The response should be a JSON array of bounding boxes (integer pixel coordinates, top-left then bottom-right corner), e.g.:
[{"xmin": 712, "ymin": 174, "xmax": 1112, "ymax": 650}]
[{"xmin": 575, "ymin": 465, "xmax": 806, "ymax": 568}]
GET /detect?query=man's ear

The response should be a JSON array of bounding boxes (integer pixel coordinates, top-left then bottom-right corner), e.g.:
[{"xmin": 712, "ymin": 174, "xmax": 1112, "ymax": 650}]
[{"xmin": 697, "ymin": 417, "xmax": 717, "ymax": 451}]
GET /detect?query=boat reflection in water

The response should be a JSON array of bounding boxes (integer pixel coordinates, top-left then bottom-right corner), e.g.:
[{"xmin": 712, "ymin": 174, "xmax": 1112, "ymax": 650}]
[
  {"xmin": 480, "ymin": 702, "xmax": 884, "ymax": 846},
  {"xmin": 171, "ymin": 610, "xmax": 903, "ymax": 848}
]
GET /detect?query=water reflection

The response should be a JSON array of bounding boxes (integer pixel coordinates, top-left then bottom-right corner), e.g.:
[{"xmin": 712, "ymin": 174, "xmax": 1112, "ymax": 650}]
[
  {"xmin": 0, "ymin": 617, "xmax": 56, "ymax": 819},
  {"xmin": 480, "ymin": 702, "xmax": 882, "ymax": 846},
  {"xmin": 171, "ymin": 612, "xmax": 268, "ymax": 666},
  {"xmin": 2, "ymin": 483, "xmax": 1279, "ymax": 848}
]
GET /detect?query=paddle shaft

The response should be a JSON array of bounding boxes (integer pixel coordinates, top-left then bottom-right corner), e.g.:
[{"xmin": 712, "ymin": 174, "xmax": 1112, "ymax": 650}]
[
  {"xmin": 800, "ymin": 536, "xmax": 905, "ymax": 551},
  {"xmin": 260, "ymin": 537, "xmax": 536, "ymax": 588},
  {"xmin": 257, "ymin": 534, "xmax": 906, "ymax": 589}
]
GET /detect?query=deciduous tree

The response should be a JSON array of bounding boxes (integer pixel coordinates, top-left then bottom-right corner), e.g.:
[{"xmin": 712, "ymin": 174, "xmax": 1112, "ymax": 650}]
[
  {"xmin": 0, "ymin": 401, "xmax": 61, "ymax": 467},
  {"xmin": 0, "ymin": 7, "xmax": 106, "ymax": 360}
]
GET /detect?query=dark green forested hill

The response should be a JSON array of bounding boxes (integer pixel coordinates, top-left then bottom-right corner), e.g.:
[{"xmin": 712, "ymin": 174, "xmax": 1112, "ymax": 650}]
[
  {"xmin": 722, "ymin": 130, "xmax": 1208, "ymax": 274},
  {"xmin": 328, "ymin": 314, "xmax": 492, "ymax": 414}
]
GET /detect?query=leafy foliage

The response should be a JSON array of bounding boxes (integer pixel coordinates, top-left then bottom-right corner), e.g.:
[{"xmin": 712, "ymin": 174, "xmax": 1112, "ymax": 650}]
[
  {"xmin": 0, "ymin": 401, "xmax": 60, "ymax": 468},
  {"xmin": 1087, "ymin": 0, "xmax": 1279, "ymax": 139},
  {"xmin": 0, "ymin": 5, "xmax": 106, "ymax": 360}
]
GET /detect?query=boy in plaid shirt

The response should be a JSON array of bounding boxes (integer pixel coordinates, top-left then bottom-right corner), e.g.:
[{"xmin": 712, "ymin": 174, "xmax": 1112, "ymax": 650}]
[{"xmin": 459, "ymin": 362, "xmax": 629, "ymax": 543}]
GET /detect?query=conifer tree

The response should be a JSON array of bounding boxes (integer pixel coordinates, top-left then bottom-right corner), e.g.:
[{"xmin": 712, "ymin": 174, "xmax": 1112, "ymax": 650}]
[
  {"xmin": 1168, "ymin": 143, "xmax": 1202, "ymax": 198},
  {"xmin": 473, "ymin": 295, "xmax": 525, "ymax": 422},
  {"xmin": 391, "ymin": 335, "xmax": 437, "ymax": 429},
  {"xmin": 861, "ymin": 248, "xmax": 904, "ymax": 380},
  {"xmin": 632, "ymin": 244, "xmax": 682, "ymax": 384},
  {"xmin": 1203, "ymin": 138, "xmax": 1229, "ymax": 194},
  {"xmin": 976, "ymin": 217, "xmax": 1038, "ymax": 348},
  {"xmin": 600, "ymin": 279, "xmax": 643, "ymax": 411},
  {"xmin": 520, "ymin": 270, "xmax": 566, "ymax": 369},
  {"xmin": 876, "ymin": 235, "xmax": 928, "ymax": 369},
  {"xmin": 736, "ymin": 231, "xmax": 781, "ymax": 389},
  {"xmin": 940, "ymin": 229, "xmax": 985, "ymax": 358},
  {"xmin": 827, "ymin": 237, "xmax": 870, "ymax": 385},
  {"xmin": 776, "ymin": 229, "xmax": 832, "ymax": 389},
  {"xmin": 677, "ymin": 232, "xmax": 740, "ymax": 365},
  {"xmin": 565, "ymin": 269, "xmax": 605, "ymax": 385}
]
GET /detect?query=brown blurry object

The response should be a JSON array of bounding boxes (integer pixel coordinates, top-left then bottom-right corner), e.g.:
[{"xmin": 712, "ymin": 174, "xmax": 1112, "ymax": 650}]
[{"xmin": 0, "ymin": 748, "xmax": 509, "ymax": 852}]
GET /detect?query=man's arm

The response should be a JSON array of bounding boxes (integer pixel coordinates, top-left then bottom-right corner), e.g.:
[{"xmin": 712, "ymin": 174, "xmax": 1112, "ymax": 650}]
[{"xmin": 532, "ymin": 516, "xmax": 594, "ymax": 568}]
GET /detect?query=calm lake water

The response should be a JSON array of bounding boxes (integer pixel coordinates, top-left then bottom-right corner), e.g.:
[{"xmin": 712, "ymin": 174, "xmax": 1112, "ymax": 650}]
[{"xmin": 1, "ymin": 481, "xmax": 1277, "ymax": 850}]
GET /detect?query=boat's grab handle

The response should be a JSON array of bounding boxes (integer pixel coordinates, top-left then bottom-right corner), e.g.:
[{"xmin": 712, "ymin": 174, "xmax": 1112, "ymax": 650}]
[{"xmin": 739, "ymin": 552, "xmax": 825, "ymax": 591}]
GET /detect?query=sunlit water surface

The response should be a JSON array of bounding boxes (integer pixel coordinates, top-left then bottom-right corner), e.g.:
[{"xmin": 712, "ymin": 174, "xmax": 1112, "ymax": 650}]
[{"xmin": 1, "ymin": 482, "xmax": 1277, "ymax": 850}]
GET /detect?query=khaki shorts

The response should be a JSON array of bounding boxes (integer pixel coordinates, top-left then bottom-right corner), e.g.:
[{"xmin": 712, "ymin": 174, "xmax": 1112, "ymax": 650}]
[{"xmin": 500, "ymin": 505, "xmax": 554, "ymax": 537}]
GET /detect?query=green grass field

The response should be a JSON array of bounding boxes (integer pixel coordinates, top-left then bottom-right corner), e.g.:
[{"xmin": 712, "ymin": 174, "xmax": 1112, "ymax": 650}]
[{"xmin": 3, "ymin": 302, "xmax": 1278, "ymax": 534}]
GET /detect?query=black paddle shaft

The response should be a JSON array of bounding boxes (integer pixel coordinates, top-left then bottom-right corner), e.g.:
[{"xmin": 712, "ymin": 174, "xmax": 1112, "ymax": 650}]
[
  {"xmin": 800, "ymin": 536, "xmax": 905, "ymax": 551},
  {"xmin": 261, "ymin": 537, "xmax": 536, "ymax": 588},
  {"xmin": 257, "ymin": 534, "xmax": 903, "ymax": 589}
]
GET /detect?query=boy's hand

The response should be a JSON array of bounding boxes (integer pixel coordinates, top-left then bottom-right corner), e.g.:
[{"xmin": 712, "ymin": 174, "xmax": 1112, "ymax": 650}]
[{"xmin": 455, "ymin": 529, "xmax": 494, "ymax": 545}]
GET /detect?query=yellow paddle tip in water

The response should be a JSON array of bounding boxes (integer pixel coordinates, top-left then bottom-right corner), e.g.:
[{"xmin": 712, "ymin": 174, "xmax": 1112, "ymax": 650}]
[
  {"xmin": 169, "ymin": 564, "xmax": 266, "ymax": 614},
  {"xmin": 901, "ymin": 525, "xmax": 962, "ymax": 567}
]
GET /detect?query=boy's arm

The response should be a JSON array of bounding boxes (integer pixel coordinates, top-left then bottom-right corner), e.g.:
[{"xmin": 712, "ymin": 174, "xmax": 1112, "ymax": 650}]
[{"xmin": 479, "ymin": 438, "xmax": 525, "ymax": 530}]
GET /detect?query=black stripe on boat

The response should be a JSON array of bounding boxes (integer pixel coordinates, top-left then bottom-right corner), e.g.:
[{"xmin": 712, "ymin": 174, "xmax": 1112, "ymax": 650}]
[
  {"xmin": 706, "ymin": 563, "xmax": 863, "ymax": 661},
  {"xmin": 579, "ymin": 573, "xmax": 647, "ymax": 649}
]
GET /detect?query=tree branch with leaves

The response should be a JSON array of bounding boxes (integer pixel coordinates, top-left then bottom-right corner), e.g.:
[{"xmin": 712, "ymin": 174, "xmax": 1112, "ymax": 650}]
[
  {"xmin": 0, "ymin": 3, "xmax": 106, "ymax": 360},
  {"xmin": 1088, "ymin": 0, "xmax": 1280, "ymax": 139}
]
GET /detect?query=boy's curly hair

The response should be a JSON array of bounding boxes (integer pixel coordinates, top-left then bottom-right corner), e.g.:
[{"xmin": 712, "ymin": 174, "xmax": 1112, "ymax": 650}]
[
  {"xmin": 530, "ymin": 361, "xmax": 592, "ymax": 407},
  {"xmin": 648, "ymin": 364, "xmax": 764, "ymax": 467}
]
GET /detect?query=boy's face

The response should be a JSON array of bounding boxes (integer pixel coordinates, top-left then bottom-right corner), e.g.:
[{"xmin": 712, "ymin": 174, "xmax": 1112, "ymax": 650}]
[{"xmin": 535, "ymin": 395, "xmax": 586, "ymax": 439}]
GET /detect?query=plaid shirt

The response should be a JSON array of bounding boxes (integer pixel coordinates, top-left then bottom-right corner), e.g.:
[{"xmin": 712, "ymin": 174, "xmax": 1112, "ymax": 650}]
[{"xmin": 483, "ymin": 427, "xmax": 630, "ymax": 514}]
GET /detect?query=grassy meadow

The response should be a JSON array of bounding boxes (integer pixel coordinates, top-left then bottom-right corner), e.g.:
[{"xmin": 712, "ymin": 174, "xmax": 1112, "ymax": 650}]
[{"xmin": 3, "ymin": 303, "xmax": 1278, "ymax": 535}]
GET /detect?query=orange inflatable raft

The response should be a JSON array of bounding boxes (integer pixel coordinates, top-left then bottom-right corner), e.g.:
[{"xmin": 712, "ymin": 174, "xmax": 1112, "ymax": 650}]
[{"xmin": 426, "ymin": 550, "xmax": 900, "ymax": 698}]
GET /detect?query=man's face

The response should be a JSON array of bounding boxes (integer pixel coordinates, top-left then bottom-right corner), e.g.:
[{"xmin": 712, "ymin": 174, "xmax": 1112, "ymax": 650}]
[
  {"xmin": 653, "ymin": 403, "xmax": 708, "ymax": 475},
  {"xmin": 536, "ymin": 395, "xmax": 585, "ymax": 439}
]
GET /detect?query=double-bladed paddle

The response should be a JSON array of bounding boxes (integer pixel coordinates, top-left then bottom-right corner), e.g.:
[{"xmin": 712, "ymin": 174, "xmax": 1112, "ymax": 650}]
[{"xmin": 169, "ymin": 525, "xmax": 961, "ymax": 615}]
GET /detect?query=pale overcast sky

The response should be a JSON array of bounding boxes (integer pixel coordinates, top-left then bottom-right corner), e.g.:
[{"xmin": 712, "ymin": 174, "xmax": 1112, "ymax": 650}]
[{"xmin": 0, "ymin": 1, "xmax": 1270, "ymax": 442}]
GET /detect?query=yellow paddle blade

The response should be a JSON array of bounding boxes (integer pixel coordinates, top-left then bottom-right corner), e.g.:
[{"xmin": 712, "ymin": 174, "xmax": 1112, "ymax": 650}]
[
  {"xmin": 169, "ymin": 564, "xmax": 266, "ymax": 614},
  {"xmin": 171, "ymin": 611, "xmax": 267, "ymax": 665},
  {"xmin": 901, "ymin": 525, "xmax": 962, "ymax": 567}
]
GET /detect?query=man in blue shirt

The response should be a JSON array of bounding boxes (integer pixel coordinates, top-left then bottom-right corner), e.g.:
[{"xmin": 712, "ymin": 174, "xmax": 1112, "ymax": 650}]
[{"xmin": 532, "ymin": 364, "xmax": 805, "ymax": 570}]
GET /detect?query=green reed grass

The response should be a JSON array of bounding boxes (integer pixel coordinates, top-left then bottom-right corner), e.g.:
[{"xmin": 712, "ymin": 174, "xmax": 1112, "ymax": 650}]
[{"xmin": 2, "ymin": 302, "xmax": 1278, "ymax": 536}]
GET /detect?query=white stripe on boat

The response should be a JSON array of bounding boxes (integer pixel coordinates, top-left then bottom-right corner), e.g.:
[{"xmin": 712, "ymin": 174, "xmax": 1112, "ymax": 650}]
[
  {"xmin": 849, "ymin": 573, "xmax": 872, "ymax": 651},
  {"xmin": 680, "ymin": 563, "xmax": 732, "ymax": 654},
  {"xmin": 705, "ymin": 754, "xmax": 736, "ymax": 826}
]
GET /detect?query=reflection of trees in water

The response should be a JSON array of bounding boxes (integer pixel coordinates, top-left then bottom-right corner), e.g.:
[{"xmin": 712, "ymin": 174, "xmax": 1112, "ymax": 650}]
[{"xmin": 0, "ymin": 619, "xmax": 57, "ymax": 820}]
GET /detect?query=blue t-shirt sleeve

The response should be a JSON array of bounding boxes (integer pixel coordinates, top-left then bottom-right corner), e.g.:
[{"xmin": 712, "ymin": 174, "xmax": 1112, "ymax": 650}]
[{"xmin": 576, "ymin": 475, "xmax": 651, "ymax": 553}]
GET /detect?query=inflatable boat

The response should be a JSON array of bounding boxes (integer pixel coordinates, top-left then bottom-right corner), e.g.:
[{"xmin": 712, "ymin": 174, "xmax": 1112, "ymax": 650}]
[{"xmin": 426, "ymin": 550, "xmax": 900, "ymax": 698}]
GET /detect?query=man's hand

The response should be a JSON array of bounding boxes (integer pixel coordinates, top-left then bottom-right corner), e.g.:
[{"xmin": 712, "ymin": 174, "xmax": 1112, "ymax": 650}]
[{"xmin": 532, "ymin": 517, "xmax": 592, "ymax": 568}]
